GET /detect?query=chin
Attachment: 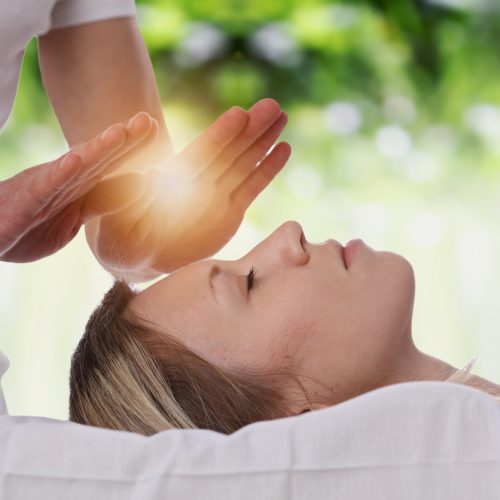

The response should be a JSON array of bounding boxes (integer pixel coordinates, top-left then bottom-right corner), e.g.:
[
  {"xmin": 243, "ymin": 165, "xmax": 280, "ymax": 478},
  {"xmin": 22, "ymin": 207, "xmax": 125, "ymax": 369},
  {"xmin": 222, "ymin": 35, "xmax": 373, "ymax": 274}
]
[
  {"xmin": 391, "ymin": 251, "xmax": 416, "ymax": 317},
  {"xmin": 378, "ymin": 250, "xmax": 416, "ymax": 306}
]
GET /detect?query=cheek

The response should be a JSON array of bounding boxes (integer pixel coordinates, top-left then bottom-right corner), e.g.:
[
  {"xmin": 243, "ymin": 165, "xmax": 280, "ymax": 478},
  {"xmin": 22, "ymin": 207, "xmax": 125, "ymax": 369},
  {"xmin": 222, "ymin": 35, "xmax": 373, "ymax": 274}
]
[
  {"xmin": 227, "ymin": 300, "xmax": 314, "ymax": 372},
  {"xmin": 321, "ymin": 250, "xmax": 415, "ymax": 332},
  {"xmin": 258, "ymin": 304, "xmax": 315, "ymax": 370},
  {"xmin": 336, "ymin": 252, "xmax": 415, "ymax": 370},
  {"xmin": 290, "ymin": 252, "xmax": 415, "ymax": 370}
]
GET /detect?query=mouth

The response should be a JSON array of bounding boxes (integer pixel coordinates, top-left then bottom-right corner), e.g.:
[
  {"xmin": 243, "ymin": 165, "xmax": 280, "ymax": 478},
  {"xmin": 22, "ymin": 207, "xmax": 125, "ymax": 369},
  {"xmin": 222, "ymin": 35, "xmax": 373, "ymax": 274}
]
[
  {"xmin": 341, "ymin": 246, "xmax": 348, "ymax": 269},
  {"xmin": 325, "ymin": 239, "xmax": 346, "ymax": 269},
  {"xmin": 343, "ymin": 239, "xmax": 363, "ymax": 268}
]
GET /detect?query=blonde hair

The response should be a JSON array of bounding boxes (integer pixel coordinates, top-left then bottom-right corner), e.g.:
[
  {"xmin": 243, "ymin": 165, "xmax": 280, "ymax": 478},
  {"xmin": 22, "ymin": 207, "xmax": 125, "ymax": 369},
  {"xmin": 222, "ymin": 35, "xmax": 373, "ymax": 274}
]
[
  {"xmin": 70, "ymin": 282, "xmax": 500, "ymax": 436},
  {"xmin": 443, "ymin": 356, "xmax": 500, "ymax": 402},
  {"xmin": 69, "ymin": 281, "xmax": 317, "ymax": 436}
]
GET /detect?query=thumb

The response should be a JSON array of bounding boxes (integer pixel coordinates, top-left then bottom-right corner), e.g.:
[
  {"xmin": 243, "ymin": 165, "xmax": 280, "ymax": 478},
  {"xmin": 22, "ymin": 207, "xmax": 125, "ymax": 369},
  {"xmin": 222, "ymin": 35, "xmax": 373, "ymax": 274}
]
[{"xmin": 80, "ymin": 172, "xmax": 147, "ymax": 222}]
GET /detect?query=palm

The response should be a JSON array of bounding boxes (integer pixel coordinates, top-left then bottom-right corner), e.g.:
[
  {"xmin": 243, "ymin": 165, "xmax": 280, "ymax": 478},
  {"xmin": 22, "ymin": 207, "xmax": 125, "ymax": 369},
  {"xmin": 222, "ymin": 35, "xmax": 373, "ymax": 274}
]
[
  {"xmin": 87, "ymin": 99, "xmax": 291, "ymax": 281},
  {"xmin": 0, "ymin": 113, "xmax": 156, "ymax": 263},
  {"xmin": 145, "ymin": 176, "xmax": 246, "ymax": 270},
  {"xmin": 1, "ymin": 201, "xmax": 82, "ymax": 261}
]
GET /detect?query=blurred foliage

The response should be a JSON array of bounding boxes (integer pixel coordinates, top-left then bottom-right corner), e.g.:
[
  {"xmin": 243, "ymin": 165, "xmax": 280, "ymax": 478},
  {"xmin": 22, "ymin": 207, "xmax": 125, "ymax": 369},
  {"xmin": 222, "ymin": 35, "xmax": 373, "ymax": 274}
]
[
  {"xmin": 2, "ymin": 0, "xmax": 500, "ymax": 177},
  {"xmin": 136, "ymin": 0, "xmax": 500, "ymax": 116}
]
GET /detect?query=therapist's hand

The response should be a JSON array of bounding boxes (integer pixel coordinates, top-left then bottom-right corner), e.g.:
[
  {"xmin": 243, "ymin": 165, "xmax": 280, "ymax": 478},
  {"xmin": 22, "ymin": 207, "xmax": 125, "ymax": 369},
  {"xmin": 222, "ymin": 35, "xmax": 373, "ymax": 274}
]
[
  {"xmin": 85, "ymin": 99, "xmax": 291, "ymax": 282},
  {"xmin": 0, "ymin": 112, "xmax": 156, "ymax": 262}
]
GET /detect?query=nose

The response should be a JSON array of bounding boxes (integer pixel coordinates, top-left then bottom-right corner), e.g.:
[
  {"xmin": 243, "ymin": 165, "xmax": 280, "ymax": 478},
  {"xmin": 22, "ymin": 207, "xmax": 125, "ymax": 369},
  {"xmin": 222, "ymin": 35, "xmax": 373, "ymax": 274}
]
[
  {"xmin": 240, "ymin": 220, "xmax": 309, "ymax": 272},
  {"xmin": 273, "ymin": 220, "xmax": 310, "ymax": 266}
]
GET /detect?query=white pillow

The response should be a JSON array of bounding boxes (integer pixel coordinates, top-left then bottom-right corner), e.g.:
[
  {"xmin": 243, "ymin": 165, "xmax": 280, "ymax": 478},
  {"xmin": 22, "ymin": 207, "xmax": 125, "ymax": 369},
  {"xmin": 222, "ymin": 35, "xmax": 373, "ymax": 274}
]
[{"xmin": 0, "ymin": 372, "xmax": 499, "ymax": 499}]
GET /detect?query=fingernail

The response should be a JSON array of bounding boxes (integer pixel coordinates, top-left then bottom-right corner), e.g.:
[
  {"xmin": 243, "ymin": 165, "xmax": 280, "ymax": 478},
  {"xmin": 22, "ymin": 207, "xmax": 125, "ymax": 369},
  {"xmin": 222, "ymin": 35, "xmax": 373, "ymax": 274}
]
[
  {"xmin": 127, "ymin": 112, "xmax": 149, "ymax": 130},
  {"xmin": 126, "ymin": 113, "xmax": 139, "ymax": 128},
  {"xmin": 59, "ymin": 153, "xmax": 78, "ymax": 169},
  {"xmin": 99, "ymin": 125, "xmax": 114, "ymax": 141}
]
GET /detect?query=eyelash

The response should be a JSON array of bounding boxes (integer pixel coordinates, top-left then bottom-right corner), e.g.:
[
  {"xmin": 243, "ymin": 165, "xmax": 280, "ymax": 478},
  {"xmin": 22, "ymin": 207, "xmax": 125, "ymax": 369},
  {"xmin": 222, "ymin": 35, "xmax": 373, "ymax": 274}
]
[{"xmin": 246, "ymin": 266, "xmax": 257, "ymax": 292}]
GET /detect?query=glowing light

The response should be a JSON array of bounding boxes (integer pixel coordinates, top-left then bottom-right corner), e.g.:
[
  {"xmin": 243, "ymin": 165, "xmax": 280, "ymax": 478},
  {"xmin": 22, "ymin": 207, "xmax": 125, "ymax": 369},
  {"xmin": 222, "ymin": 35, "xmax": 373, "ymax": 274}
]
[
  {"xmin": 148, "ymin": 166, "xmax": 212, "ymax": 227},
  {"xmin": 160, "ymin": 174, "xmax": 195, "ymax": 206}
]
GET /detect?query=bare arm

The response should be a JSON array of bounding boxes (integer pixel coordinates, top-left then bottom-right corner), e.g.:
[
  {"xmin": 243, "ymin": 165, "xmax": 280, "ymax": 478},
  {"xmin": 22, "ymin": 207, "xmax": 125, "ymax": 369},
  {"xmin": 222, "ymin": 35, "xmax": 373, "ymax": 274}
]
[
  {"xmin": 38, "ymin": 18, "xmax": 291, "ymax": 281},
  {"xmin": 0, "ymin": 114, "xmax": 155, "ymax": 263},
  {"xmin": 38, "ymin": 17, "xmax": 172, "ymax": 166}
]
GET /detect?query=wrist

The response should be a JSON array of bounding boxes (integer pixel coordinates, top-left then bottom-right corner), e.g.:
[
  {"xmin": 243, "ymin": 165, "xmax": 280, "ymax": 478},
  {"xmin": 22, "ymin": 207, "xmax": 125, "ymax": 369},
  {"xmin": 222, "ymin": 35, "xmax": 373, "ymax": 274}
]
[{"xmin": 84, "ymin": 221, "xmax": 162, "ymax": 283}]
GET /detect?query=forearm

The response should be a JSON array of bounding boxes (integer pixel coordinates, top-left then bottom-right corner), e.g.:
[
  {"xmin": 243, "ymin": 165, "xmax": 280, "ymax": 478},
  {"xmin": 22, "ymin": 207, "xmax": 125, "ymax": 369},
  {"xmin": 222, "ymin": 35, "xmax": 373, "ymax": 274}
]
[{"xmin": 38, "ymin": 17, "xmax": 172, "ymax": 168}]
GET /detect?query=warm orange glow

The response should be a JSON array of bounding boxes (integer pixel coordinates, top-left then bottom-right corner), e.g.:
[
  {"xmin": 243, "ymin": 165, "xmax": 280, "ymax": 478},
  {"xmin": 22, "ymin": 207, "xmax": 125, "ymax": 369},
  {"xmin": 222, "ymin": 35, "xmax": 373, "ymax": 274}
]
[{"xmin": 150, "ymin": 165, "xmax": 214, "ymax": 223}]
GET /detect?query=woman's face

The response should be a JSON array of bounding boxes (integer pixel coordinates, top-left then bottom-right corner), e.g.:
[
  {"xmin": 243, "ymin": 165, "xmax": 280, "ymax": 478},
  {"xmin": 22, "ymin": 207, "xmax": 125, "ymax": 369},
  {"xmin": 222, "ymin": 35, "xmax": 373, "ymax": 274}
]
[{"xmin": 130, "ymin": 220, "xmax": 418, "ymax": 412}]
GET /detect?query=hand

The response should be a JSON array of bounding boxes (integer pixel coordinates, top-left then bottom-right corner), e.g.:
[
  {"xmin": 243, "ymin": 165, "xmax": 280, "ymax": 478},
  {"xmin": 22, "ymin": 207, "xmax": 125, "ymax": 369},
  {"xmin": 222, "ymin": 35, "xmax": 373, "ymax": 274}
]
[
  {"xmin": 85, "ymin": 99, "xmax": 291, "ymax": 282},
  {"xmin": 0, "ymin": 112, "xmax": 157, "ymax": 262}
]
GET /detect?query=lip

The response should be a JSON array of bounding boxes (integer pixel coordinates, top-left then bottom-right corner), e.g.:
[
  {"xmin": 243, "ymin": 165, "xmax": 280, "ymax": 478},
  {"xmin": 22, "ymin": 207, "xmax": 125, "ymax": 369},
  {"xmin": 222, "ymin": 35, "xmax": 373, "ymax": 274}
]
[
  {"xmin": 324, "ymin": 239, "xmax": 346, "ymax": 269},
  {"xmin": 343, "ymin": 239, "xmax": 362, "ymax": 268}
]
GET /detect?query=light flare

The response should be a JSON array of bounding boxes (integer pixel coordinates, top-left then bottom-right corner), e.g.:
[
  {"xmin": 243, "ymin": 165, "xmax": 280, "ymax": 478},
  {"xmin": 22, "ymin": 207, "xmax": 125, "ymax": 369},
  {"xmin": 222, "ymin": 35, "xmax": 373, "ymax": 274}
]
[{"xmin": 148, "ymin": 167, "xmax": 215, "ymax": 226}]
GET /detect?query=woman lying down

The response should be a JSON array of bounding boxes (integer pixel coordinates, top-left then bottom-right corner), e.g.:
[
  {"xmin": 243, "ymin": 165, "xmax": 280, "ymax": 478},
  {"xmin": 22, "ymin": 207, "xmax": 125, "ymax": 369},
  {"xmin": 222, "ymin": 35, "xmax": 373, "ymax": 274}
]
[
  {"xmin": 69, "ymin": 104, "xmax": 500, "ymax": 436},
  {"xmin": 70, "ymin": 228, "xmax": 500, "ymax": 434},
  {"xmin": 29, "ymin": 101, "xmax": 491, "ymax": 437}
]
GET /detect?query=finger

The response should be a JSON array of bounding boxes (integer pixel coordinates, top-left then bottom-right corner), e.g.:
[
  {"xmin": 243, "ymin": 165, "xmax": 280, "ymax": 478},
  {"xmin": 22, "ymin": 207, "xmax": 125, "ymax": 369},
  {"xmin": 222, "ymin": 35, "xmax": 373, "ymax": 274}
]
[
  {"xmin": 95, "ymin": 168, "xmax": 162, "ymax": 255},
  {"xmin": 203, "ymin": 98, "xmax": 282, "ymax": 180},
  {"xmin": 80, "ymin": 172, "xmax": 148, "ymax": 222},
  {"xmin": 70, "ymin": 123, "xmax": 127, "ymax": 170},
  {"xmin": 0, "ymin": 201, "xmax": 83, "ymax": 262},
  {"xmin": 97, "ymin": 117, "xmax": 159, "ymax": 177},
  {"xmin": 58, "ymin": 116, "xmax": 156, "ymax": 198},
  {"xmin": 74, "ymin": 112, "xmax": 153, "ymax": 179},
  {"xmin": 22, "ymin": 114, "xmax": 152, "ymax": 220},
  {"xmin": 230, "ymin": 142, "xmax": 291, "ymax": 212},
  {"xmin": 176, "ymin": 106, "xmax": 248, "ymax": 176},
  {"xmin": 29, "ymin": 153, "xmax": 83, "ymax": 216},
  {"xmin": 55, "ymin": 115, "xmax": 156, "ymax": 211},
  {"xmin": 216, "ymin": 112, "xmax": 288, "ymax": 190}
]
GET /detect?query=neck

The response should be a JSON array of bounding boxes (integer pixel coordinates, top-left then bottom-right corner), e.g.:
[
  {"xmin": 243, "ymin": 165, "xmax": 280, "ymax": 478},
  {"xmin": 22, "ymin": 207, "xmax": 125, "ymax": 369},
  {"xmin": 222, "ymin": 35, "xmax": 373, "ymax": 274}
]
[{"xmin": 387, "ymin": 337, "xmax": 500, "ymax": 398}]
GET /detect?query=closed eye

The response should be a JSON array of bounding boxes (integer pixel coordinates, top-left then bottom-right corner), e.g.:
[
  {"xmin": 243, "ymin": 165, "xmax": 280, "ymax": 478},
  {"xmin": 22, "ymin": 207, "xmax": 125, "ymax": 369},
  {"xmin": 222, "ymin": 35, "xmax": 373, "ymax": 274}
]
[{"xmin": 246, "ymin": 266, "xmax": 257, "ymax": 293}]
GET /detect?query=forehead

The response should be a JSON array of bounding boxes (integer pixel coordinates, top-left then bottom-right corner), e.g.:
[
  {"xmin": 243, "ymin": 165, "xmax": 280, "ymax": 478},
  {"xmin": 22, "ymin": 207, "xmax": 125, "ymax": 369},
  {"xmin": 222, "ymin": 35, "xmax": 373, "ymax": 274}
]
[
  {"xmin": 131, "ymin": 260, "xmax": 212, "ymax": 313},
  {"xmin": 127, "ymin": 261, "xmax": 223, "ymax": 351}
]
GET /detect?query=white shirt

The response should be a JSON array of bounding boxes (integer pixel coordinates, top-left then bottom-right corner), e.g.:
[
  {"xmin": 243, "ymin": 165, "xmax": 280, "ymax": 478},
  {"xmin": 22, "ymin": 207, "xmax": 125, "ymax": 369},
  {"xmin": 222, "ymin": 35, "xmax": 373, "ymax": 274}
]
[{"xmin": 0, "ymin": 0, "xmax": 135, "ymax": 130}]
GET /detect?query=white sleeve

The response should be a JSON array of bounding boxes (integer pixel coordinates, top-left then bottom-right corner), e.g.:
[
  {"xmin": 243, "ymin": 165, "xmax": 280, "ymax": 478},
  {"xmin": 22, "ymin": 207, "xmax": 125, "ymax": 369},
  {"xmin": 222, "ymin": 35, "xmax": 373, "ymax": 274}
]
[{"xmin": 50, "ymin": 0, "xmax": 136, "ymax": 30}]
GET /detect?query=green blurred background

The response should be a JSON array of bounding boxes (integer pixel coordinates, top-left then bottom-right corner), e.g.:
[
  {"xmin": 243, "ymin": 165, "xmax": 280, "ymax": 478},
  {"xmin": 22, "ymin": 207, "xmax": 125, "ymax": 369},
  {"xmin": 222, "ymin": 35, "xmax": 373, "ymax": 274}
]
[{"xmin": 1, "ymin": 0, "xmax": 500, "ymax": 419}]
